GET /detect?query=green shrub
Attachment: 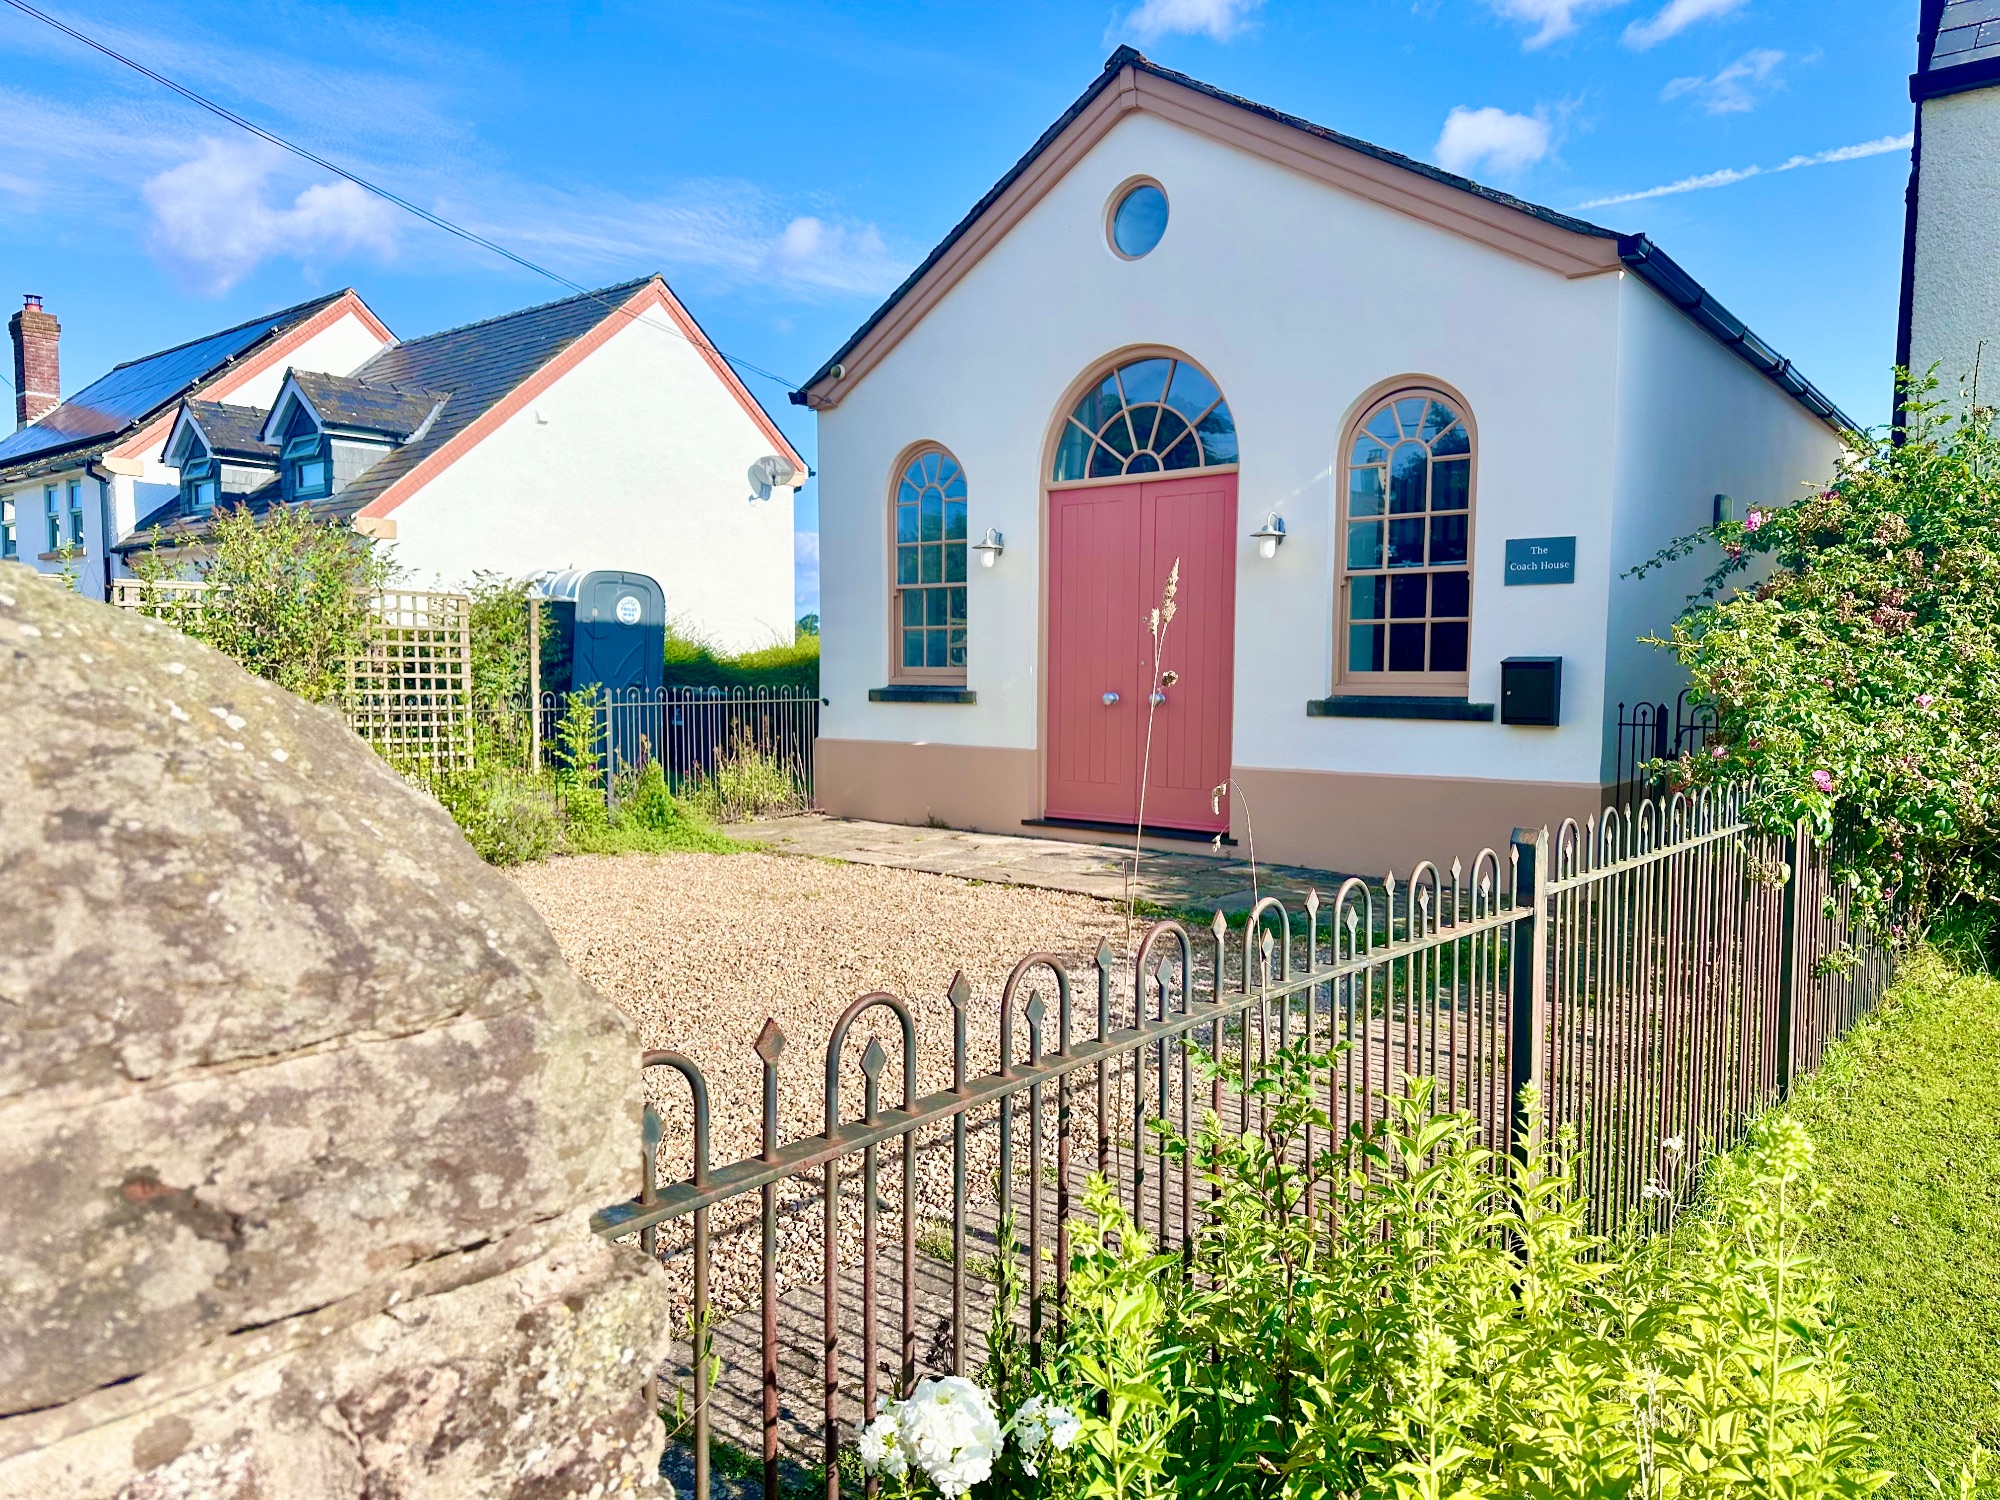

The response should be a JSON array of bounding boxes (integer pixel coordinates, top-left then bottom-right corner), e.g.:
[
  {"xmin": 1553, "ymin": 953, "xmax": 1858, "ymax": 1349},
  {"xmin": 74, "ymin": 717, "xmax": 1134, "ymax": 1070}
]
[
  {"xmin": 424, "ymin": 764, "xmax": 563, "ymax": 865},
  {"xmin": 664, "ymin": 622, "xmax": 818, "ymax": 691},
  {"xmin": 922, "ymin": 1044, "xmax": 1899, "ymax": 1500},
  {"xmin": 129, "ymin": 503, "xmax": 392, "ymax": 704}
]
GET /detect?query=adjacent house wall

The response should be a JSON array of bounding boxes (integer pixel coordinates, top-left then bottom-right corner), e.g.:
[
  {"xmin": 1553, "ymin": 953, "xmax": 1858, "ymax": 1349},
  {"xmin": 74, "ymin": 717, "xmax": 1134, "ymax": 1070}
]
[
  {"xmin": 380, "ymin": 314, "xmax": 797, "ymax": 653},
  {"xmin": 1601, "ymin": 274, "xmax": 1846, "ymax": 784},
  {"xmin": 1909, "ymin": 85, "xmax": 2000, "ymax": 400}
]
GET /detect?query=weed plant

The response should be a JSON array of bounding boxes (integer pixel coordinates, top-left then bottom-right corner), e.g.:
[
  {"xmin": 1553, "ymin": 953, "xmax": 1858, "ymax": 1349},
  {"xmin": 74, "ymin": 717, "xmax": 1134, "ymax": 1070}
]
[{"xmin": 959, "ymin": 1041, "xmax": 1910, "ymax": 1500}]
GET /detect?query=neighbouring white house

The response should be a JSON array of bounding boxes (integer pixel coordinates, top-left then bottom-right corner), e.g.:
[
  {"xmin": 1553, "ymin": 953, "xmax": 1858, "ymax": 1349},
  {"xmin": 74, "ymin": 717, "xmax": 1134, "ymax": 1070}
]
[
  {"xmin": 797, "ymin": 48, "xmax": 1850, "ymax": 877},
  {"xmin": 1, "ymin": 277, "xmax": 804, "ymax": 653},
  {"xmin": 1898, "ymin": 0, "xmax": 2000, "ymax": 407}
]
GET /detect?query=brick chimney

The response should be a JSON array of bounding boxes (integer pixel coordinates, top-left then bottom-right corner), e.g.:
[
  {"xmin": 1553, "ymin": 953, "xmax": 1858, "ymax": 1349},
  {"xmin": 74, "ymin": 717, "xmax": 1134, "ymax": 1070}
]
[{"xmin": 10, "ymin": 294, "xmax": 60, "ymax": 429}]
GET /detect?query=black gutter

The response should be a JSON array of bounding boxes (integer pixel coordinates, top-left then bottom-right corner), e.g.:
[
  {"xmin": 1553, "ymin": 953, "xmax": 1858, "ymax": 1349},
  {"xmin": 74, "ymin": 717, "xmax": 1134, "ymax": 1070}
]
[{"xmin": 1616, "ymin": 236, "xmax": 1860, "ymax": 434}]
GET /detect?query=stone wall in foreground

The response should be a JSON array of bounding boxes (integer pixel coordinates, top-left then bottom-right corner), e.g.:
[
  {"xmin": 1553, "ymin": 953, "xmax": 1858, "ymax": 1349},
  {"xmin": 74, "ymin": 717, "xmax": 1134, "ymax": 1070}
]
[{"xmin": 0, "ymin": 564, "xmax": 672, "ymax": 1497}]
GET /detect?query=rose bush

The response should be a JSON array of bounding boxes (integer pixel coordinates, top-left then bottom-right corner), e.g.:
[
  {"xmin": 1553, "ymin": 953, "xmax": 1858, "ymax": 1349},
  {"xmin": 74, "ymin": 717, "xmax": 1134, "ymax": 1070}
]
[{"xmin": 1632, "ymin": 382, "xmax": 2000, "ymax": 930}]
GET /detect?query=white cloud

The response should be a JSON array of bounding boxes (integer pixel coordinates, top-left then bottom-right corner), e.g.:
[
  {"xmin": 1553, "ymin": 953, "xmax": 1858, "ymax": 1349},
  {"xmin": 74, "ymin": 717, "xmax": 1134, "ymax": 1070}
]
[
  {"xmin": 1482, "ymin": 0, "xmax": 1626, "ymax": 50},
  {"xmin": 1434, "ymin": 106, "xmax": 1553, "ymax": 177},
  {"xmin": 1624, "ymin": 0, "xmax": 1750, "ymax": 49},
  {"xmin": 794, "ymin": 530, "xmax": 820, "ymax": 617},
  {"xmin": 141, "ymin": 139, "xmax": 398, "ymax": 295},
  {"xmin": 1119, "ymin": 0, "xmax": 1264, "ymax": 43},
  {"xmin": 0, "ymin": 11, "xmax": 909, "ymax": 305},
  {"xmin": 1576, "ymin": 132, "xmax": 1913, "ymax": 208},
  {"xmin": 1661, "ymin": 48, "xmax": 1786, "ymax": 113}
]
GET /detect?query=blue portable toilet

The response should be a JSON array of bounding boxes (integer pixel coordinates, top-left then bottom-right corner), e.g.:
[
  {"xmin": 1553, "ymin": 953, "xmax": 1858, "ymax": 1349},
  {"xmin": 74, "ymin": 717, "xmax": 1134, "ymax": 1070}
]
[{"xmin": 535, "ymin": 569, "xmax": 666, "ymax": 768}]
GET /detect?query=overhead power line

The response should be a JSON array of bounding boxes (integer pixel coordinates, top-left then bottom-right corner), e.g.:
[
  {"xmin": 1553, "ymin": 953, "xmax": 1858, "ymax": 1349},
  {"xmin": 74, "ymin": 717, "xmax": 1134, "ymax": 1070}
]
[{"xmin": 0, "ymin": 0, "xmax": 802, "ymax": 393}]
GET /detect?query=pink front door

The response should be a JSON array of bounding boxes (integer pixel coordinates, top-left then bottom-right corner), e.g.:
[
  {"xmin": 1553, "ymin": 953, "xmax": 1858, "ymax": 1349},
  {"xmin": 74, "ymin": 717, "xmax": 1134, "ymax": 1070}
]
[{"xmin": 1047, "ymin": 473, "xmax": 1237, "ymax": 833}]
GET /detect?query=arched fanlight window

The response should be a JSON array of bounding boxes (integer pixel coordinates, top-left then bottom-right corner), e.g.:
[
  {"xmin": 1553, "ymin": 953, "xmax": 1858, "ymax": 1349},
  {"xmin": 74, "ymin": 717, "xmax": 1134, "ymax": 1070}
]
[
  {"xmin": 1052, "ymin": 356, "xmax": 1237, "ymax": 481},
  {"xmin": 892, "ymin": 447, "xmax": 968, "ymax": 675},
  {"xmin": 1341, "ymin": 390, "xmax": 1473, "ymax": 681}
]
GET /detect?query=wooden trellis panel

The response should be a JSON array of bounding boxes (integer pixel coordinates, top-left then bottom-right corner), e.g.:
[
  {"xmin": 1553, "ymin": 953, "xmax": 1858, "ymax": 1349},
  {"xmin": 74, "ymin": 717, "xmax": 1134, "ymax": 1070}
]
[
  {"xmin": 110, "ymin": 581, "xmax": 474, "ymax": 772},
  {"xmin": 344, "ymin": 590, "xmax": 474, "ymax": 773}
]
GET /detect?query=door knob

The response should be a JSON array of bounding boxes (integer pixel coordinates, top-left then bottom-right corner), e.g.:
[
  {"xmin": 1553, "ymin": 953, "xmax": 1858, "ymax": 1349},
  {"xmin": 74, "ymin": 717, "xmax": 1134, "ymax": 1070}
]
[
  {"xmin": 1102, "ymin": 691, "xmax": 1120, "ymax": 706},
  {"xmin": 1149, "ymin": 691, "xmax": 1166, "ymax": 706}
]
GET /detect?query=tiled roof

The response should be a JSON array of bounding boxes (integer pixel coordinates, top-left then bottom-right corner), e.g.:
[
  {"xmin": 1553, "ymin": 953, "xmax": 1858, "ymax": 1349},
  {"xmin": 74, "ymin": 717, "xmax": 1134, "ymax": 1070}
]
[
  {"xmin": 116, "ymin": 482, "xmax": 288, "ymax": 555},
  {"xmin": 286, "ymin": 370, "xmax": 445, "ymax": 441},
  {"xmin": 0, "ymin": 290, "xmax": 348, "ymax": 477},
  {"xmin": 323, "ymin": 277, "xmax": 653, "ymax": 515},
  {"xmin": 184, "ymin": 400, "xmax": 277, "ymax": 460},
  {"xmin": 1926, "ymin": 0, "xmax": 2000, "ymax": 70}
]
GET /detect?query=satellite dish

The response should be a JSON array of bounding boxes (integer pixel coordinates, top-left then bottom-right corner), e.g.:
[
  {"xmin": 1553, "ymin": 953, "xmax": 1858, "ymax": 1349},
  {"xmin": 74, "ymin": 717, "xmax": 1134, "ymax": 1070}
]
[{"xmin": 748, "ymin": 454, "xmax": 801, "ymax": 502}]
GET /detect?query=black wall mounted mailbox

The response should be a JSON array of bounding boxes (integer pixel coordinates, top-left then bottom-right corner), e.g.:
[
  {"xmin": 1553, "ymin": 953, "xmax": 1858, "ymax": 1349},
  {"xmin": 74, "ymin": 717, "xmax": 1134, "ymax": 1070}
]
[{"xmin": 1501, "ymin": 656, "xmax": 1562, "ymax": 726}]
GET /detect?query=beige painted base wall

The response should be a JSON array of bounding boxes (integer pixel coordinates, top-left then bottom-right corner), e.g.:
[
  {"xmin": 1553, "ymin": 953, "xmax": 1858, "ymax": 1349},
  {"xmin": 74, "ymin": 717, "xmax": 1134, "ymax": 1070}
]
[
  {"xmin": 816, "ymin": 738, "xmax": 1605, "ymax": 878},
  {"xmin": 1230, "ymin": 765, "xmax": 1604, "ymax": 879},
  {"xmin": 816, "ymin": 738, "xmax": 1042, "ymax": 833}
]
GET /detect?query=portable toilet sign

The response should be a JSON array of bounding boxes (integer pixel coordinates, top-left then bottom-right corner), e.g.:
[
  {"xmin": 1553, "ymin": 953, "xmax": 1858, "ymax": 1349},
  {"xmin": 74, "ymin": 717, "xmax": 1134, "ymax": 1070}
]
[{"xmin": 534, "ymin": 569, "xmax": 666, "ymax": 768}]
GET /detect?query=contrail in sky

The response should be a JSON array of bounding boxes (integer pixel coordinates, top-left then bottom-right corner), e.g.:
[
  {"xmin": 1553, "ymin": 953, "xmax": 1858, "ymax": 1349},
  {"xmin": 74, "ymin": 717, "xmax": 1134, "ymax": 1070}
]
[{"xmin": 1578, "ymin": 132, "xmax": 1913, "ymax": 209}]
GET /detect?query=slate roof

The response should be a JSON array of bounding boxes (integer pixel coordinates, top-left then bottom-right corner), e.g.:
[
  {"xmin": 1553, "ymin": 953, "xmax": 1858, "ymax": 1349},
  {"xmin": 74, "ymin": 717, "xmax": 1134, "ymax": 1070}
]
[
  {"xmin": 0, "ymin": 290, "xmax": 348, "ymax": 478},
  {"xmin": 184, "ymin": 401, "xmax": 278, "ymax": 460},
  {"xmin": 1926, "ymin": 0, "xmax": 2000, "ymax": 70},
  {"xmin": 799, "ymin": 47, "xmax": 1855, "ymax": 433},
  {"xmin": 284, "ymin": 370, "xmax": 446, "ymax": 442}
]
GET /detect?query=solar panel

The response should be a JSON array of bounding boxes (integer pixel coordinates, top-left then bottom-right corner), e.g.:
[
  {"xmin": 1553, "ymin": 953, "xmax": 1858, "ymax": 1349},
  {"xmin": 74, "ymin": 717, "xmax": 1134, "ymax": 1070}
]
[{"xmin": 0, "ymin": 302, "xmax": 326, "ymax": 466}]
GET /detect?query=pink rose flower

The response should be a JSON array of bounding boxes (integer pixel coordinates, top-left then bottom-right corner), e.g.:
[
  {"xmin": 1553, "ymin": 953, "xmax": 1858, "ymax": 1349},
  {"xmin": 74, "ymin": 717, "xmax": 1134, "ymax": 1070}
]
[
  {"xmin": 1745, "ymin": 510, "xmax": 1766, "ymax": 531},
  {"xmin": 1812, "ymin": 770, "xmax": 1834, "ymax": 794},
  {"xmin": 1710, "ymin": 744, "xmax": 1727, "ymax": 759},
  {"xmin": 1918, "ymin": 693, "xmax": 1935, "ymax": 708}
]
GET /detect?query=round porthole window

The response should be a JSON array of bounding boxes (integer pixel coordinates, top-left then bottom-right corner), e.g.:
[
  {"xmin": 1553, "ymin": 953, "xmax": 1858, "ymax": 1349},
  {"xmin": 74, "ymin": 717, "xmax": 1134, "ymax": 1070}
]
[{"xmin": 1109, "ymin": 181, "xmax": 1168, "ymax": 258}]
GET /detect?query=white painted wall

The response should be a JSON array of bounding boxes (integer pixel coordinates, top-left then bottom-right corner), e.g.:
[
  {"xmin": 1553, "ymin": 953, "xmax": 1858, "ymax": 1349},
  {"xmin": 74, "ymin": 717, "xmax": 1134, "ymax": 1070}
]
[
  {"xmin": 1911, "ymin": 88, "xmax": 2000, "ymax": 401},
  {"xmin": 1601, "ymin": 274, "xmax": 1844, "ymax": 779},
  {"xmin": 381, "ymin": 310, "xmax": 797, "ymax": 653},
  {"xmin": 206, "ymin": 311, "xmax": 389, "ymax": 412},
  {"xmin": 817, "ymin": 107, "xmax": 1844, "ymax": 793}
]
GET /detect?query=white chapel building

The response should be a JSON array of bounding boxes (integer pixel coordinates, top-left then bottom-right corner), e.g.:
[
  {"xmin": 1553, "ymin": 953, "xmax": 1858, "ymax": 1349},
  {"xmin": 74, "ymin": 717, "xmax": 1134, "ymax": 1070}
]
[{"xmin": 800, "ymin": 49, "xmax": 1850, "ymax": 876}]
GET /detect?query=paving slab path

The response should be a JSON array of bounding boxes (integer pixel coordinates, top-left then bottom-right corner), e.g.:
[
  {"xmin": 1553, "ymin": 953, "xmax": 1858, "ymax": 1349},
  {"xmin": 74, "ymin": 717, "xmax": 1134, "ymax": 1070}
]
[{"xmin": 726, "ymin": 812, "xmax": 1358, "ymax": 914}]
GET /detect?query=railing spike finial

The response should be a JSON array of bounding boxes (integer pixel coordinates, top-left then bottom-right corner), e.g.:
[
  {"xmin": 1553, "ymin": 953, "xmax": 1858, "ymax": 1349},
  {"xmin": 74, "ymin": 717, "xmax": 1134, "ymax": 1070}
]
[
  {"xmin": 1210, "ymin": 909, "xmax": 1227, "ymax": 941},
  {"xmin": 946, "ymin": 971, "xmax": 973, "ymax": 1011},
  {"xmin": 1094, "ymin": 939, "xmax": 1116, "ymax": 973},
  {"xmin": 860, "ymin": 1036, "xmax": 888, "ymax": 1080},
  {"xmin": 1305, "ymin": 887, "xmax": 1319, "ymax": 922},
  {"xmin": 754, "ymin": 1017, "xmax": 788, "ymax": 1064},
  {"xmin": 1024, "ymin": 989, "xmax": 1046, "ymax": 1026}
]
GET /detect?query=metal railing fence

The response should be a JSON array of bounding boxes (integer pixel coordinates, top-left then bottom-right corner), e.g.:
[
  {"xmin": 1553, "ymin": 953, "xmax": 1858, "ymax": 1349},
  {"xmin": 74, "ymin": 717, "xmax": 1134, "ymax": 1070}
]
[
  {"xmin": 1613, "ymin": 688, "xmax": 1717, "ymax": 810},
  {"xmin": 534, "ymin": 685, "xmax": 819, "ymax": 817},
  {"xmin": 591, "ymin": 784, "xmax": 1887, "ymax": 1500}
]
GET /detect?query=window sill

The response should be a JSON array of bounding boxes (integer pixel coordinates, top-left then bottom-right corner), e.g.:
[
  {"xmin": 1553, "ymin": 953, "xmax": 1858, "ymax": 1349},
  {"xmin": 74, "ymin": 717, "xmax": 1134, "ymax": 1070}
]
[
  {"xmin": 870, "ymin": 684, "xmax": 976, "ymax": 704},
  {"xmin": 37, "ymin": 549, "xmax": 87, "ymax": 562},
  {"xmin": 1308, "ymin": 695, "xmax": 1494, "ymax": 722}
]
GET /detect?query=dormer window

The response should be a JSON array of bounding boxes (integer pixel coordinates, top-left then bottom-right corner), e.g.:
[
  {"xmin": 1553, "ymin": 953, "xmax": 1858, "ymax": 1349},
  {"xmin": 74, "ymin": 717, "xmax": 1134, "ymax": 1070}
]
[
  {"xmin": 285, "ymin": 432, "xmax": 329, "ymax": 498},
  {"xmin": 183, "ymin": 455, "xmax": 217, "ymax": 511}
]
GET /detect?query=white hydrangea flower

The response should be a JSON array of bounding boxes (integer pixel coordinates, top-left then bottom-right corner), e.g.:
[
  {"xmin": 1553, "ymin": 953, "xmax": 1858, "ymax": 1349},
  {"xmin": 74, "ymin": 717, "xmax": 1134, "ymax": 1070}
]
[
  {"xmin": 1008, "ymin": 1395, "xmax": 1081, "ymax": 1476},
  {"xmin": 869, "ymin": 1376, "xmax": 1000, "ymax": 1498}
]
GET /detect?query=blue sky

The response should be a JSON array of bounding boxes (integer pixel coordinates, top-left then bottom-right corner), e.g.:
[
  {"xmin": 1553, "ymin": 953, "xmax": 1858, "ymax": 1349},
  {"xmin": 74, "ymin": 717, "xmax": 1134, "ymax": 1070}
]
[{"xmin": 0, "ymin": 0, "xmax": 1919, "ymax": 618}]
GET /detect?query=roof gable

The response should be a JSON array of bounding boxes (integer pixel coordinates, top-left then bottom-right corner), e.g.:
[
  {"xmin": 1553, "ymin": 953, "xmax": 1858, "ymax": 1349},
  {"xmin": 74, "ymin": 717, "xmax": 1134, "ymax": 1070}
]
[
  {"xmin": 796, "ymin": 48, "xmax": 1852, "ymax": 433},
  {"xmin": 0, "ymin": 290, "xmax": 350, "ymax": 474},
  {"xmin": 343, "ymin": 274, "xmax": 805, "ymax": 519}
]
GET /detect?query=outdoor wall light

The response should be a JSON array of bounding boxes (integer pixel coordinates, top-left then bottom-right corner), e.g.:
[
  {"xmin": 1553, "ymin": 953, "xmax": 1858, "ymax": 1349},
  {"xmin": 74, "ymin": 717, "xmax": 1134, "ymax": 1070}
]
[
  {"xmin": 973, "ymin": 527, "xmax": 1005, "ymax": 568},
  {"xmin": 1251, "ymin": 512, "xmax": 1286, "ymax": 560}
]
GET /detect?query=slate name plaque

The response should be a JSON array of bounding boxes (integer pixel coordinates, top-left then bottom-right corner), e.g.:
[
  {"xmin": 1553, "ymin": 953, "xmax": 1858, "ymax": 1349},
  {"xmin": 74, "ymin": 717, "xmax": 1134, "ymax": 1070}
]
[{"xmin": 1504, "ymin": 536, "xmax": 1577, "ymax": 586}]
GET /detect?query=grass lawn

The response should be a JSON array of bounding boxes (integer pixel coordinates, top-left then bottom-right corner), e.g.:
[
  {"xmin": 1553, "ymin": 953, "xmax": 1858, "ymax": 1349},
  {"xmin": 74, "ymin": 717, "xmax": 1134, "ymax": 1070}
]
[{"xmin": 1776, "ymin": 948, "xmax": 2000, "ymax": 1493}]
